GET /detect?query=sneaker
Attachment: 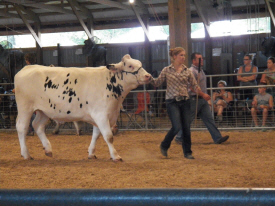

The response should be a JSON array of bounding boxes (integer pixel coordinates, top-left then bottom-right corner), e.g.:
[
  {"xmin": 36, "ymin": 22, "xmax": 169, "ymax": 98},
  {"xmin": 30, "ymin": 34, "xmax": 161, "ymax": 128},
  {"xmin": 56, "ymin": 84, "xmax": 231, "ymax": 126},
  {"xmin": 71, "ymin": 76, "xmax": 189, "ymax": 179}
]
[
  {"xmin": 253, "ymin": 125, "xmax": 260, "ymax": 131},
  {"xmin": 184, "ymin": 153, "xmax": 195, "ymax": 159},
  {"xmin": 160, "ymin": 145, "xmax": 168, "ymax": 157},
  {"xmin": 261, "ymin": 125, "xmax": 267, "ymax": 132},
  {"xmin": 215, "ymin": 135, "xmax": 229, "ymax": 144}
]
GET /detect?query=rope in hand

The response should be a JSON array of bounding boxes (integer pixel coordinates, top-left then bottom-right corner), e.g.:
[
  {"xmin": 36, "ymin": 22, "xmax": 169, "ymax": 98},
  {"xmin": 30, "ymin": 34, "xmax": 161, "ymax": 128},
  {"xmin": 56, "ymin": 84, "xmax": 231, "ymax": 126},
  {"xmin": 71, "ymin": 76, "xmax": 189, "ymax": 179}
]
[{"xmin": 194, "ymin": 58, "xmax": 201, "ymax": 126}]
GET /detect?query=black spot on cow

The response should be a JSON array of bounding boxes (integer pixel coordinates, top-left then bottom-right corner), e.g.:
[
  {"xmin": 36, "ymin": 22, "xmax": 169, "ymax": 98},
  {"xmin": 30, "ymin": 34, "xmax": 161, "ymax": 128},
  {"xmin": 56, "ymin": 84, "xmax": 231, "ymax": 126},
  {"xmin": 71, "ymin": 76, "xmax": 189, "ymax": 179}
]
[
  {"xmin": 86, "ymin": 101, "xmax": 88, "ymax": 104},
  {"xmin": 77, "ymin": 98, "xmax": 80, "ymax": 101},
  {"xmin": 70, "ymin": 82, "xmax": 71, "ymax": 84},
  {"xmin": 67, "ymin": 111, "xmax": 71, "ymax": 114},
  {"xmin": 67, "ymin": 73, "xmax": 70, "ymax": 77},
  {"xmin": 69, "ymin": 97, "xmax": 72, "ymax": 103},
  {"xmin": 53, "ymin": 104, "xmax": 56, "ymax": 109},
  {"xmin": 106, "ymin": 84, "xmax": 112, "ymax": 91},
  {"xmin": 106, "ymin": 74, "xmax": 124, "ymax": 100},
  {"xmin": 45, "ymin": 76, "xmax": 49, "ymax": 82},
  {"xmin": 80, "ymin": 103, "xmax": 82, "ymax": 108},
  {"xmin": 50, "ymin": 104, "xmax": 52, "ymax": 107},
  {"xmin": 44, "ymin": 78, "xmax": 59, "ymax": 91},
  {"xmin": 64, "ymin": 79, "xmax": 69, "ymax": 85},
  {"xmin": 58, "ymin": 95, "xmax": 60, "ymax": 98},
  {"xmin": 68, "ymin": 89, "xmax": 76, "ymax": 96},
  {"xmin": 66, "ymin": 86, "xmax": 68, "ymax": 90},
  {"xmin": 49, "ymin": 99, "xmax": 51, "ymax": 103},
  {"xmin": 75, "ymin": 79, "xmax": 77, "ymax": 84},
  {"xmin": 107, "ymin": 95, "xmax": 109, "ymax": 98},
  {"xmin": 44, "ymin": 80, "xmax": 52, "ymax": 90},
  {"xmin": 63, "ymin": 97, "xmax": 65, "ymax": 100},
  {"xmin": 110, "ymin": 76, "xmax": 116, "ymax": 84}
]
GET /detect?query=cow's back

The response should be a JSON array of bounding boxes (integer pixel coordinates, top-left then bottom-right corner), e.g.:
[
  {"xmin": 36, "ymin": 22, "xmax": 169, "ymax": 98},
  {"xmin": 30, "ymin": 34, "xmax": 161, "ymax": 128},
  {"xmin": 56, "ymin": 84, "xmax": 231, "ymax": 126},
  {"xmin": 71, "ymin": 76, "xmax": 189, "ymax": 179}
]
[{"xmin": 15, "ymin": 65, "xmax": 120, "ymax": 122}]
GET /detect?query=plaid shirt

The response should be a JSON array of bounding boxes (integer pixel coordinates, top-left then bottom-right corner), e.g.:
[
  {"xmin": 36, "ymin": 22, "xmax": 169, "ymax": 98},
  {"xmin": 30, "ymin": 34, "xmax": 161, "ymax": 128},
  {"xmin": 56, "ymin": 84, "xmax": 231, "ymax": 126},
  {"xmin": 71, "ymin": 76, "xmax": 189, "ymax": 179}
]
[{"xmin": 151, "ymin": 64, "xmax": 199, "ymax": 100}]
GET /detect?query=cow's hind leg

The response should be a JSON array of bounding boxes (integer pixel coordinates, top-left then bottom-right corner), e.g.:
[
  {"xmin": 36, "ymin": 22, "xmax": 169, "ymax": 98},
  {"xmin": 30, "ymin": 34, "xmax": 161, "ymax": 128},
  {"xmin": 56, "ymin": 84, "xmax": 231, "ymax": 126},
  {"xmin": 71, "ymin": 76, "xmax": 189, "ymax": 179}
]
[
  {"xmin": 88, "ymin": 126, "xmax": 101, "ymax": 159},
  {"xmin": 52, "ymin": 120, "xmax": 60, "ymax": 134},
  {"xmin": 32, "ymin": 111, "xmax": 52, "ymax": 157},
  {"xmin": 97, "ymin": 121, "xmax": 122, "ymax": 161},
  {"xmin": 16, "ymin": 111, "xmax": 34, "ymax": 159},
  {"xmin": 73, "ymin": 121, "xmax": 81, "ymax": 136}
]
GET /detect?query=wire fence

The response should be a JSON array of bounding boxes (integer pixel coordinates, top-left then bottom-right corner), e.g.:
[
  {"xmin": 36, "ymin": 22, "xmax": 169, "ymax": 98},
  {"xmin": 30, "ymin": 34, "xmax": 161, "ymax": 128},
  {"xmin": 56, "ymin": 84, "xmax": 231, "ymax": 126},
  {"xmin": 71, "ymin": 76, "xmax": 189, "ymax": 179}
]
[{"xmin": 0, "ymin": 72, "xmax": 274, "ymax": 134}]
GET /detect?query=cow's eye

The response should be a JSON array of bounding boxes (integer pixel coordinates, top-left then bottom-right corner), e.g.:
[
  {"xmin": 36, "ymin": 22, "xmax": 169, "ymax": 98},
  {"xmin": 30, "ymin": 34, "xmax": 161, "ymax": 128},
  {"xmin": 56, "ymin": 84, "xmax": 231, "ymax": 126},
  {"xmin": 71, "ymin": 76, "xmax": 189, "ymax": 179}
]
[{"xmin": 129, "ymin": 65, "xmax": 134, "ymax": 70}]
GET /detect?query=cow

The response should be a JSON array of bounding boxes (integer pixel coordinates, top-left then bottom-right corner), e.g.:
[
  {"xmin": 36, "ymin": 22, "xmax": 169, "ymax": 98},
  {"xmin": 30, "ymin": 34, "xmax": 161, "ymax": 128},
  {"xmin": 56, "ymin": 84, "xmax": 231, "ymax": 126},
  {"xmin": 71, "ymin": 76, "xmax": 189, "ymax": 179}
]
[{"xmin": 14, "ymin": 54, "xmax": 152, "ymax": 161}]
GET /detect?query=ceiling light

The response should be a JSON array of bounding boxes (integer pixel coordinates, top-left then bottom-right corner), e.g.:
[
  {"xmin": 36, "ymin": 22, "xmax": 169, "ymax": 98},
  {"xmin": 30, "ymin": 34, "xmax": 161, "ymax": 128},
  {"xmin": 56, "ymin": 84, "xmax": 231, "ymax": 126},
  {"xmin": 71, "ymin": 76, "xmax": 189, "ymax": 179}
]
[{"xmin": 129, "ymin": 0, "xmax": 135, "ymax": 4}]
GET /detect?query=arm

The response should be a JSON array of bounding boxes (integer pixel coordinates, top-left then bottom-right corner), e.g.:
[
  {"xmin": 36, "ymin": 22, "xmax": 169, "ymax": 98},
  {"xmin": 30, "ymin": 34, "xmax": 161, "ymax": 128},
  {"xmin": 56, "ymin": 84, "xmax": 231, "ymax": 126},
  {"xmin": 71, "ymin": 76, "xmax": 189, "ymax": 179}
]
[
  {"xmin": 260, "ymin": 73, "xmax": 267, "ymax": 83},
  {"xmin": 150, "ymin": 69, "xmax": 166, "ymax": 88},
  {"xmin": 237, "ymin": 66, "xmax": 244, "ymax": 81},
  {"xmin": 252, "ymin": 95, "xmax": 257, "ymax": 108},
  {"xmin": 244, "ymin": 66, "xmax": 258, "ymax": 81}
]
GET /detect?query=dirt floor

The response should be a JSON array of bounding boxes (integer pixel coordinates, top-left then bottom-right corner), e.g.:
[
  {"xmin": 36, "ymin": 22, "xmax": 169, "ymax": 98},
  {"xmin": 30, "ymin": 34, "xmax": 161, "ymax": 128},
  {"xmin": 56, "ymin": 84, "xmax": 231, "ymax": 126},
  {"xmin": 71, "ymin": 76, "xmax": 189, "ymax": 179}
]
[{"xmin": 0, "ymin": 130, "xmax": 275, "ymax": 189}]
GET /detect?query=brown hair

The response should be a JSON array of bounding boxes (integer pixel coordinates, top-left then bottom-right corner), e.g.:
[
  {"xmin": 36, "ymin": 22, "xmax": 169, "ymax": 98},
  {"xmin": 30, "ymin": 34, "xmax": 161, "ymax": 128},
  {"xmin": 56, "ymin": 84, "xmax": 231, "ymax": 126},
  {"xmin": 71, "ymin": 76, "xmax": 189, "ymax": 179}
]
[
  {"xmin": 244, "ymin": 54, "xmax": 252, "ymax": 60},
  {"xmin": 268, "ymin": 56, "xmax": 275, "ymax": 64},
  {"xmin": 24, "ymin": 53, "xmax": 36, "ymax": 65},
  {"xmin": 169, "ymin": 47, "xmax": 185, "ymax": 62}
]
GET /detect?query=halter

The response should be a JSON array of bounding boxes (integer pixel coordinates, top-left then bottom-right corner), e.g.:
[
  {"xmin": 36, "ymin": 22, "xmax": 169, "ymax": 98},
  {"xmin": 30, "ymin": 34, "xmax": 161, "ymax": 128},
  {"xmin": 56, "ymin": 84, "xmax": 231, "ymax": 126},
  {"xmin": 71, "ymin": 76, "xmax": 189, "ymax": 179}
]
[{"xmin": 121, "ymin": 67, "xmax": 142, "ymax": 84}]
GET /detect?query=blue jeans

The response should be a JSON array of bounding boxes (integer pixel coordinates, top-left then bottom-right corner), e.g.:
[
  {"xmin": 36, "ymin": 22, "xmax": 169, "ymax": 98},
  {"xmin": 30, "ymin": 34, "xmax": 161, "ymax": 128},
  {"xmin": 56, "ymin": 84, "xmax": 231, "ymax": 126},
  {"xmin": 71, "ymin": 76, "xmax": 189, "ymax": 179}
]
[
  {"xmin": 161, "ymin": 99, "xmax": 192, "ymax": 155},
  {"xmin": 176, "ymin": 97, "xmax": 222, "ymax": 143}
]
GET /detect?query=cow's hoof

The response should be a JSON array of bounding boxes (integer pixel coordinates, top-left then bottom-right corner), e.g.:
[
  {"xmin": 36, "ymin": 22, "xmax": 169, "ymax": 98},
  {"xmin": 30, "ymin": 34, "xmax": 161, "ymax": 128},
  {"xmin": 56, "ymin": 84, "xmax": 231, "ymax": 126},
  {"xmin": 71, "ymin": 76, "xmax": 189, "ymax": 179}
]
[
  {"xmin": 22, "ymin": 155, "xmax": 34, "ymax": 160},
  {"xmin": 112, "ymin": 157, "xmax": 123, "ymax": 162},
  {"xmin": 45, "ymin": 151, "xmax": 53, "ymax": 157},
  {"xmin": 88, "ymin": 155, "xmax": 97, "ymax": 159}
]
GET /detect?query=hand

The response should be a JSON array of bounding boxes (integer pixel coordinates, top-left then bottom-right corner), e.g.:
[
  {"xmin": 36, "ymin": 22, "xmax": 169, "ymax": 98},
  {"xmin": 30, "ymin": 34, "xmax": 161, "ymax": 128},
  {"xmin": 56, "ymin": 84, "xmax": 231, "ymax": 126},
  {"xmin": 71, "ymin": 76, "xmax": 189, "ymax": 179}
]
[
  {"xmin": 202, "ymin": 93, "xmax": 211, "ymax": 101},
  {"xmin": 252, "ymin": 101, "xmax": 257, "ymax": 107}
]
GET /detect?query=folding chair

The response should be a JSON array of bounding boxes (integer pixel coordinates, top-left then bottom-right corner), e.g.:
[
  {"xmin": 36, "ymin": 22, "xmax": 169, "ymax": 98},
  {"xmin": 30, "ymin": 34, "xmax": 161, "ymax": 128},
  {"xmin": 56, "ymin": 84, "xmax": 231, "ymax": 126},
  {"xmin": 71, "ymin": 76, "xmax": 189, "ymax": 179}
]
[{"xmin": 131, "ymin": 92, "xmax": 155, "ymax": 128}]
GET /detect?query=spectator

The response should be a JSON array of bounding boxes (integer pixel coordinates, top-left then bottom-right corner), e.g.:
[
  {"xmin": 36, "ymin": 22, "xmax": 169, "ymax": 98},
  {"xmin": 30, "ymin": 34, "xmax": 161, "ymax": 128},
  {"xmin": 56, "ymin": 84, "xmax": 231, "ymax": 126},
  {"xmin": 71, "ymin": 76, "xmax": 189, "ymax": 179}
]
[
  {"xmin": 24, "ymin": 53, "xmax": 36, "ymax": 65},
  {"xmin": 208, "ymin": 80, "xmax": 233, "ymax": 122},
  {"xmin": 251, "ymin": 83, "xmax": 273, "ymax": 132},
  {"xmin": 260, "ymin": 57, "xmax": 275, "ymax": 94},
  {"xmin": 175, "ymin": 52, "xmax": 229, "ymax": 145},
  {"xmin": 237, "ymin": 54, "xmax": 258, "ymax": 100}
]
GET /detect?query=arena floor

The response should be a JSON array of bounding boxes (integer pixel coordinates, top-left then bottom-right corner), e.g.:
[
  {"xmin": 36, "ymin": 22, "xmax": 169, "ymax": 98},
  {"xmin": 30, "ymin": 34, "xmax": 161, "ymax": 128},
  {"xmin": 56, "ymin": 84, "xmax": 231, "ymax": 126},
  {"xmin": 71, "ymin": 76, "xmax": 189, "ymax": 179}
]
[{"xmin": 0, "ymin": 130, "xmax": 274, "ymax": 189}]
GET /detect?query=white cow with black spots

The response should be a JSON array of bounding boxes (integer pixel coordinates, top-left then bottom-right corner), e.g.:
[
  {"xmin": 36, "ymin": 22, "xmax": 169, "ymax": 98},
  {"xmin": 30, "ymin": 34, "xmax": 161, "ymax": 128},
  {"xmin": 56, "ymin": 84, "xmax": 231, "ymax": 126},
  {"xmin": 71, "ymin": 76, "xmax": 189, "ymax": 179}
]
[{"xmin": 14, "ymin": 54, "xmax": 151, "ymax": 161}]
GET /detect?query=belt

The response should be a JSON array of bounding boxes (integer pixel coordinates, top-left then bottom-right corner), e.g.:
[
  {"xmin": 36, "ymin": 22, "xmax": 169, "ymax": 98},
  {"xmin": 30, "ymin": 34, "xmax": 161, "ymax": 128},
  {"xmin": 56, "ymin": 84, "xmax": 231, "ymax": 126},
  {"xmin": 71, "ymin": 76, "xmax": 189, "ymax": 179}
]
[{"xmin": 175, "ymin": 96, "xmax": 187, "ymax": 101}]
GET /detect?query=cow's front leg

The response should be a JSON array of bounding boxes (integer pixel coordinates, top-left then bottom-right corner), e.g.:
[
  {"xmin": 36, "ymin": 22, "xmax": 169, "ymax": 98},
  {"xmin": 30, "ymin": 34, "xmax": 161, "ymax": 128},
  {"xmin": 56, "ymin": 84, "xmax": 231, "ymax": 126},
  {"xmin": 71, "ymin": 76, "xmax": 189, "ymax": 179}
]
[
  {"xmin": 99, "ymin": 124, "xmax": 122, "ymax": 162},
  {"xmin": 88, "ymin": 126, "xmax": 101, "ymax": 159}
]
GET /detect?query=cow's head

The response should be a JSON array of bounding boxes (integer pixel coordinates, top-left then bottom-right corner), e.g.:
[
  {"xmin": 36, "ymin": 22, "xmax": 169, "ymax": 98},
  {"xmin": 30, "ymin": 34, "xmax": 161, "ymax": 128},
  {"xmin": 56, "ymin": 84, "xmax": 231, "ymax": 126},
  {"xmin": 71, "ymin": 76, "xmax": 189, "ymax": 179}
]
[{"xmin": 107, "ymin": 54, "xmax": 152, "ymax": 85}]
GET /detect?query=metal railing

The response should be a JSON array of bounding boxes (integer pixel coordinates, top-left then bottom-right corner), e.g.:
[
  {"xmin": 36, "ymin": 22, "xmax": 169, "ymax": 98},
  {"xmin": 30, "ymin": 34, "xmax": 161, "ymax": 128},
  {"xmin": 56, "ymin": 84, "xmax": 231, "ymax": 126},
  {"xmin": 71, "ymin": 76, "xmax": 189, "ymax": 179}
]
[{"xmin": 1, "ymin": 71, "xmax": 274, "ymax": 133}]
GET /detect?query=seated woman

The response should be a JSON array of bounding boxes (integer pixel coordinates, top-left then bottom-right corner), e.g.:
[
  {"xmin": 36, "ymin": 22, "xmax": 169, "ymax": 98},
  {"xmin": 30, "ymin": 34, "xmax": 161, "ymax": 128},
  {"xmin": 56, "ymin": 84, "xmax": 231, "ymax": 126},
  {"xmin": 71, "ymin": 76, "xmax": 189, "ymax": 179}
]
[
  {"xmin": 260, "ymin": 57, "xmax": 275, "ymax": 96},
  {"xmin": 251, "ymin": 83, "xmax": 273, "ymax": 131},
  {"xmin": 208, "ymin": 80, "xmax": 233, "ymax": 122}
]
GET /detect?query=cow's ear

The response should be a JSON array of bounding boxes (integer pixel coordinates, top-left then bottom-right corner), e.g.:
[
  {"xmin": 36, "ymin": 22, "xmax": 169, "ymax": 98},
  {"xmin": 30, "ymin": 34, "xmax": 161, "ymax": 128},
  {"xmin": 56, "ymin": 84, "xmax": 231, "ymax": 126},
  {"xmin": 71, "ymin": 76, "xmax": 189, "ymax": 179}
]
[
  {"xmin": 122, "ymin": 54, "xmax": 131, "ymax": 62},
  {"xmin": 107, "ymin": 64, "xmax": 117, "ymax": 73}
]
